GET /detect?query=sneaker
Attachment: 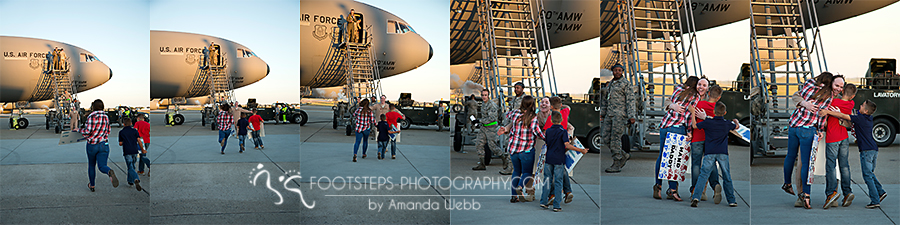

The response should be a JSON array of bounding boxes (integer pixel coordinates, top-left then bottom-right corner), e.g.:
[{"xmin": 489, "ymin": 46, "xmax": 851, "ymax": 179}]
[
  {"xmin": 392, "ymin": 155, "xmax": 396, "ymax": 159},
  {"xmin": 239, "ymin": 150, "xmax": 243, "ymax": 153},
  {"xmin": 691, "ymin": 199, "xmax": 699, "ymax": 207},
  {"xmin": 653, "ymin": 184, "xmax": 662, "ymax": 199},
  {"xmin": 564, "ymin": 192, "xmax": 574, "ymax": 204},
  {"xmin": 552, "ymin": 208, "xmax": 562, "ymax": 212},
  {"xmin": 353, "ymin": 155, "xmax": 357, "ymax": 162},
  {"xmin": 866, "ymin": 203, "xmax": 880, "ymax": 209},
  {"xmin": 879, "ymin": 193, "xmax": 887, "ymax": 203},
  {"xmin": 108, "ymin": 170, "xmax": 119, "ymax": 188},
  {"xmin": 842, "ymin": 193, "xmax": 854, "ymax": 207},
  {"xmin": 135, "ymin": 180, "xmax": 142, "ymax": 192},
  {"xmin": 714, "ymin": 184, "xmax": 722, "ymax": 204},
  {"xmin": 782, "ymin": 183, "xmax": 795, "ymax": 195},
  {"xmin": 824, "ymin": 191, "xmax": 839, "ymax": 209},
  {"xmin": 729, "ymin": 203, "xmax": 738, "ymax": 207},
  {"xmin": 221, "ymin": 151, "xmax": 224, "ymax": 154},
  {"xmin": 700, "ymin": 188, "xmax": 707, "ymax": 201},
  {"xmin": 540, "ymin": 204, "xmax": 549, "ymax": 209}
]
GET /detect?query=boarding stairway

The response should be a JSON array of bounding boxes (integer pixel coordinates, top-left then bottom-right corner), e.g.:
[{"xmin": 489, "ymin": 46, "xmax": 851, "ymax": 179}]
[
  {"xmin": 477, "ymin": 0, "xmax": 557, "ymax": 110},
  {"xmin": 749, "ymin": 0, "xmax": 827, "ymax": 156},
  {"xmin": 200, "ymin": 43, "xmax": 236, "ymax": 130},
  {"xmin": 618, "ymin": 0, "xmax": 702, "ymax": 145},
  {"xmin": 45, "ymin": 49, "xmax": 80, "ymax": 133},
  {"xmin": 344, "ymin": 34, "xmax": 383, "ymax": 105}
]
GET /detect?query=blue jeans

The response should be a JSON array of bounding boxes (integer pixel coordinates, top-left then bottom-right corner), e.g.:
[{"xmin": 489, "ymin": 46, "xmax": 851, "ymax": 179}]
[
  {"xmin": 139, "ymin": 143, "xmax": 150, "ymax": 173},
  {"xmin": 656, "ymin": 126, "xmax": 685, "ymax": 190},
  {"xmin": 860, "ymin": 150, "xmax": 885, "ymax": 204},
  {"xmin": 238, "ymin": 134, "xmax": 247, "ymax": 150},
  {"xmin": 547, "ymin": 171, "xmax": 572, "ymax": 196},
  {"xmin": 124, "ymin": 154, "xmax": 139, "ymax": 184},
  {"xmin": 690, "ymin": 154, "xmax": 736, "ymax": 204},
  {"xmin": 510, "ymin": 150, "xmax": 535, "ymax": 195},
  {"xmin": 354, "ymin": 129, "xmax": 370, "ymax": 155},
  {"xmin": 540, "ymin": 163, "xmax": 565, "ymax": 209},
  {"xmin": 825, "ymin": 138, "xmax": 852, "ymax": 196},
  {"xmin": 390, "ymin": 140, "xmax": 397, "ymax": 156},
  {"xmin": 218, "ymin": 129, "xmax": 232, "ymax": 152},
  {"xmin": 784, "ymin": 126, "xmax": 815, "ymax": 194},
  {"xmin": 251, "ymin": 130, "xmax": 264, "ymax": 147},
  {"xmin": 691, "ymin": 141, "xmax": 719, "ymax": 194},
  {"xmin": 377, "ymin": 141, "xmax": 388, "ymax": 157},
  {"xmin": 86, "ymin": 142, "xmax": 111, "ymax": 186}
]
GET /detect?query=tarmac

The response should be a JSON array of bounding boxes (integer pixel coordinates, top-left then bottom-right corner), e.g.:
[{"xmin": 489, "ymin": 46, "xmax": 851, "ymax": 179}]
[
  {"xmin": 600, "ymin": 144, "xmax": 752, "ymax": 224},
  {"xmin": 1, "ymin": 111, "xmax": 301, "ymax": 224}
]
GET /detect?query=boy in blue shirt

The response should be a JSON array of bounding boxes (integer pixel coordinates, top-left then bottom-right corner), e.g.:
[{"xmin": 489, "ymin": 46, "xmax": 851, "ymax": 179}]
[
  {"xmin": 118, "ymin": 118, "xmax": 145, "ymax": 191},
  {"xmin": 690, "ymin": 102, "xmax": 740, "ymax": 207},
  {"xmin": 376, "ymin": 114, "xmax": 398, "ymax": 160},
  {"xmin": 820, "ymin": 100, "xmax": 886, "ymax": 209},
  {"xmin": 236, "ymin": 113, "xmax": 250, "ymax": 153},
  {"xmin": 539, "ymin": 111, "xmax": 588, "ymax": 212}
]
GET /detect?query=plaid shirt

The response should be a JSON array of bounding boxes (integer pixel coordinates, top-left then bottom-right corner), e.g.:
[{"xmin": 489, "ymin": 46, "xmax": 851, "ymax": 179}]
[
  {"xmin": 505, "ymin": 110, "xmax": 545, "ymax": 154},
  {"xmin": 75, "ymin": 111, "xmax": 110, "ymax": 144},
  {"xmin": 790, "ymin": 79, "xmax": 831, "ymax": 130},
  {"xmin": 660, "ymin": 86, "xmax": 700, "ymax": 130},
  {"xmin": 354, "ymin": 107, "xmax": 375, "ymax": 133},
  {"xmin": 217, "ymin": 110, "xmax": 234, "ymax": 131}
]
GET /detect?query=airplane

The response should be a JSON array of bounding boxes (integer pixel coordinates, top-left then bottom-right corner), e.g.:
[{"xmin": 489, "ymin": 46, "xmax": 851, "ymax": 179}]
[
  {"xmin": 300, "ymin": 0, "xmax": 433, "ymax": 90},
  {"xmin": 1, "ymin": 36, "xmax": 113, "ymax": 128},
  {"xmin": 150, "ymin": 30, "xmax": 269, "ymax": 125}
]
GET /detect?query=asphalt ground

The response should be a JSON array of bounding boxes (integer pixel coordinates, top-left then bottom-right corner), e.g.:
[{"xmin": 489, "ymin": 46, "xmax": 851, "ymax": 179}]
[
  {"xmin": 1, "ymin": 111, "xmax": 301, "ymax": 224},
  {"xmin": 600, "ymin": 144, "xmax": 752, "ymax": 224}
]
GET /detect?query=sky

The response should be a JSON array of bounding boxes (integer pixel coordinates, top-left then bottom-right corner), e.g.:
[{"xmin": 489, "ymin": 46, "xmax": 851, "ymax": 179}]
[
  {"xmin": 356, "ymin": 0, "xmax": 450, "ymax": 102},
  {"xmin": 0, "ymin": 0, "xmax": 150, "ymax": 107}
]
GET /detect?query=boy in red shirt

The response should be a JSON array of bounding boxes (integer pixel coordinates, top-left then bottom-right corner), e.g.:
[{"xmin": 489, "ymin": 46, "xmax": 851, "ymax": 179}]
[
  {"xmin": 248, "ymin": 109, "xmax": 265, "ymax": 149},
  {"xmin": 133, "ymin": 114, "xmax": 151, "ymax": 175},
  {"xmin": 690, "ymin": 85, "xmax": 722, "ymax": 203},
  {"xmin": 384, "ymin": 104, "xmax": 404, "ymax": 159},
  {"xmin": 823, "ymin": 83, "xmax": 856, "ymax": 208}
]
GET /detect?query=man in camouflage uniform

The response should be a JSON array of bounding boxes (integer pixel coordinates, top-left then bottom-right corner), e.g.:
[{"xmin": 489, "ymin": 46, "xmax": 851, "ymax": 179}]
[
  {"xmin": 602, "ymin": 64, "xmax": 636, "ymax": 173},
  {"xmin": 507, "ymin": 82, "xmax": 525, "ymax": 112},
  {"xmin": 472, "ymin": 89, "xmax": 509, "ymax": 174},
  {"xmin": 464, "ymin": 94, "xmax": 478, "ymax": 133}
]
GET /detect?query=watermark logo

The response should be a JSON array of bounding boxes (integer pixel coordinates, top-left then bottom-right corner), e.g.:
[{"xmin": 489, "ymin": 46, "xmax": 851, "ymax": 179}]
[{"xmin": 249, "ymin": 163, "xmax": 316, "ymax": 209}]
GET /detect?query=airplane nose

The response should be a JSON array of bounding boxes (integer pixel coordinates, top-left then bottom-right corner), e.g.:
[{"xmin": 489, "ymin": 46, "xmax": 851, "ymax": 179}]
[
  {"xmin": 428, "ymin": 45, "xmax": 433, "ymax": 61},
  {"xmin": 266, "ymin": 64, "xmax": 270, "ymax": 76},
  {"xmin": 109, "ymin": 68, "xmax": 113, "ymax": 80}
]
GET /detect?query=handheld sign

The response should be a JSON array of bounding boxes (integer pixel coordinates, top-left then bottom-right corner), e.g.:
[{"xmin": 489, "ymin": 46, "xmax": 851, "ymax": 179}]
[
  {"xmin": 59, "ymin": 131, "xmax": 87, "ymax": 145},
  {"xmin": 807, "ymin": 133, "xmax": 829, "ymax": 185},
  {"xmin": 658, "ymin": 133, "xmax": 690, "ymax": 182},
  {"xmin": 730, "ymin": 123, "xmax": 751, "ymax": 144},
  {"xmin": 565, "ymin": 137, "xmax": 585, "ymax": 177}
]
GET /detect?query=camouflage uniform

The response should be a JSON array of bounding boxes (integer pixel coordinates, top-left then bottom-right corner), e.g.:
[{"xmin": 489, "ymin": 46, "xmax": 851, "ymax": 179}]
[
  {"xmin": 473, "ymin": 98, "xmax": 506, "ymax": 171},
  {"xmin": 601, "ymin": 77, "xmax": 635, "ymax": 172},
  {"xmin": 465, "ymin": 97, "xmax": 478, "ymax": 133}
]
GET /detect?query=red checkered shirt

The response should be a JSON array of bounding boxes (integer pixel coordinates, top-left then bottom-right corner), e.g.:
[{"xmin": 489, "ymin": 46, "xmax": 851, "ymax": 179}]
[
  {"xmin": 217, "ymin": 110, "xmax": 234, "ymax": 131},
  {"xmin": 354, "ymin": 107, "xmax": 375, "ymax": 133},
  {"xmin": 660, "ymin": 86, "xmax": 700, "ymax": 130},
  {"xmin": 790, "ymin": 79, "xmax": 831, "ymax": 130},
  {"xmin": 75, "ymin": 111, "xmax": 110, "ymax": 144},
  {"xmin": 505, "ymin": 109, "xmax": 545, "ymax": 154}
]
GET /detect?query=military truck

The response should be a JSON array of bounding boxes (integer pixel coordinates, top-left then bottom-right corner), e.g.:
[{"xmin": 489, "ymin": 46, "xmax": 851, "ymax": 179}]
[
  {"xmin": 106, "ymin": 106, "xmax": 150, "ymax": 127},
  {"xmin": 395, "ymin": 93, "xmax": 450, "ymax": 130},
  {"xmin": 203, "ymin": 102, "xmax": 307, "ymax": 130},
  {"xmin": 852, "ymin": 58, "xmax": 899, "ymax": 147}
]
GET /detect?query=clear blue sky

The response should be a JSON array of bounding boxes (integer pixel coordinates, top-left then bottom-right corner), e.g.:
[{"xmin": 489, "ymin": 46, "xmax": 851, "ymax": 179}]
[
  {"xmin": 150, "ymin": 0, "xmax": 300, "ymax": 106},
  {"xmin": 1, "ymin": 0, "xmax": 150, "ymax": 107},
  {"xmin": 356, "ymin": 0, "xmax": 450, "ymax": 102}
]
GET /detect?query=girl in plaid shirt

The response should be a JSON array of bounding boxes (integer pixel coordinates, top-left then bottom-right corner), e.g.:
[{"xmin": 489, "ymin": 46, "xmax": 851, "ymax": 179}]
[
  {"xmin": 782, "ymin": 72, "xmax": 841, "ymax": 209},
  {"xmin": 353, "ymin": 99, "xmax": 375, "ymax": 162},
  {"xmin": 74, "ymin": 99, "xmax": 119, "ymax": 192},
  {"xmin": 217, "ymin": 103, "xmax": 234, "ymax": 154},
  {"xmin": 653, "ymin": 77, "xmax": 708, "ymax": 201},
  {"xmin": 498, "ymin": 95, "xmax": 545, "ymax": 203}
]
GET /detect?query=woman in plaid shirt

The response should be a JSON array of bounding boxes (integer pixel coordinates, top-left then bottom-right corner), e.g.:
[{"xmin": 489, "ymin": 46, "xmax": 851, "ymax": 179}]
[
  {"xmin": 782, "ymin": 72, "xmax": 841, "ymax": 209},
  {"xmin": 217, "ymin": 103, "xmax": 234, "ymax": 154},
  {"xmin": 498, "ymin": 95, "xmax": 545, "ymax": 203},
  {"xmin": 73, "ymin": 99, "xmax": 119, "ymax": 192},
  {"xmin": 352, "ymin": 99, "xmax": 375, "ymax": 162},
  {"xmin": 653, "ymin": 77, "xmax": 708, "ymax": 201}
]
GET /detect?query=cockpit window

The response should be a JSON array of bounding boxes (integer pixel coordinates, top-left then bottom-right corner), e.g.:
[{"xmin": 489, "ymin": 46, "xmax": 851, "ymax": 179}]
[
  {"xmin": 80, "ymin": 53, "xmax": 98, "ymax": 63},
  {"xmin": 387, "ymin": 20, "xmax": 416, "ymax": 34},
  {"xmin": 238, "ymin": 48, "xmax": 257, "ymax": 58}
]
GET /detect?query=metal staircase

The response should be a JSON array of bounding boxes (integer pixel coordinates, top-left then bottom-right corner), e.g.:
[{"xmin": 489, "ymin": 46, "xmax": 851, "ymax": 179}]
[
  {"xmin": 749, "ymin": 0, "xmax": 827, "ymax": 155},
  {"xmin": 45, "ymin": 48, "xmax": 80, "ymax": 133},
  {"xmin": 618, "ymin": 0, "xmax": 701, "ymax": 144},
  {"xmin": 345, "ymin": 39, "xmax": 382, "ymax": 105},
  {"xmin": 200, "ymin": 43, "xmax": 237, "ymax": 130},
  {"xmin": 477, "ymin": 0, "xmax": 557, "ymax": 110}
]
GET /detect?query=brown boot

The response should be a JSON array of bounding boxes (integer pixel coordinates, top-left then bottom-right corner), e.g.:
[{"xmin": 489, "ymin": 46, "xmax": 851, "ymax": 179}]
[
  {"xmin": 605, "ymin": 159, "xmax": 623, "ymax": 173},
  {"xmin": 472, "ymin": 159, "xmax": 486, "ymax": 170}
]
